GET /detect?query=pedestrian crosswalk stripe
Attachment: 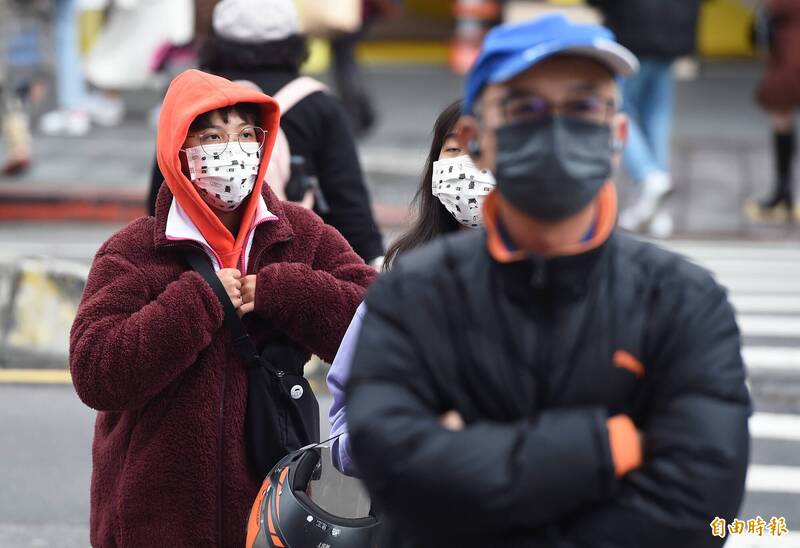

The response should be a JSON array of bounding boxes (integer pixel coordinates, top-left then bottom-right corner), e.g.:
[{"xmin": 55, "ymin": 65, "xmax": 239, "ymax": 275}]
[
  {"xmin": 750, "ymin": 413, "xmax": 800, "ymax": 442},
  {"xmin": 747, "ymin": 465, "xmax": 800, "ymax": 494},
  {"xmin": 738, "ymin": 316, "xmax": 800, "ymax": 338},
  {"xmin": 676, "ymin": 250, "xmax": 800, "ymax": 263},
  {"xmin": 702, "ymin": 260, "xmax": 800, "ymax": 275},
  {"xmin": 665, "ymin": 241, "xmax": 800, "ymax": 260},
  {"xmin": 678, "ymin": 247, "xmax": 800, "ymax": 260},
  {"xmin": 718, "ymin": 279, "xmax": 800, "ymax": 295},
  {"xmin": 732, "ymin": 295, "xmax": 800, "ymax": 315},
  {"xmin": 667, "ymin": 239, "xmax": 800, "ymax": 249},
  {"xmin": 743, "ymin": 347, "xmax": 800, "ymax": 371},
  {"xmin": 725, "ymin": 532, "xmax": 800, "ymax": 547}
]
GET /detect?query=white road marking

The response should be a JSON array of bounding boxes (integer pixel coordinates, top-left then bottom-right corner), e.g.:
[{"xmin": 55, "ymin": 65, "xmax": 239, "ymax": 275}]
[
  {"xmin": 744, "ymin": 347, "xmax": 800, "ymax": 371},
  {"xmin": 732, "ymin": 296, "xmax": 800, "ymax": 315},
  {"xmin": 738, "ymin": 316, "xmax": 800, "ymax": 338},
  {"xmin": 719, "ymin": 279, "xmax": 800, "ymax": 295},
  {"xmin": 702, "ymin": 260, "xmax": 800, "ymax": 275},
  {"xmin": 747, "ymin": 465, "xmax": 800, "ymax": 494},
  {"xmin": 725, "ymin": 531, "xmax": 800, "ymax": 547},
  {"xmin": 750, "ymin": 413, "xmax": 800, "ymax": 442}
]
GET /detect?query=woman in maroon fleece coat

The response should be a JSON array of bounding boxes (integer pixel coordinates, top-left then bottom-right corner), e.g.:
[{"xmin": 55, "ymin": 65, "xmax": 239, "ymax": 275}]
[{"xmin": 69, "ymin": 69, "xmax": 376, "ymax": 547}]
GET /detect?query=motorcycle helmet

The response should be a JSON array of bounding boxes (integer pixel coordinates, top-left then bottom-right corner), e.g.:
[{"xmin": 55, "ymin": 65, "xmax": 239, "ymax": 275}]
[{"xmin": 246, "ymin": 445, "xmax": 380, "ymax": 548}]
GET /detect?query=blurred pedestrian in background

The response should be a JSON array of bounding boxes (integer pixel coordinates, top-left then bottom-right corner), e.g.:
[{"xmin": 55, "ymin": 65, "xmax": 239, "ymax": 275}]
[
  {"xmin": 746, "ymin": 0, "xmax": 800, "ymax": 223},
  {"xmin": 38, "ymin": 0, "xmax": 91, "ymax": 136},
  {"xmin": 70, "ymin": 69, "xmax": 375, "ymax": 546},
  {"xmin": 327, "ymin": 99, "xmax": 496, "ymax": 476},
  {"xmin": 83, "ymin": 0, "xmax": 194, "ymax": 127},
  {"xmin": 149, "ymin": 0, "xmax": 385, "ymax": 266},
  {"xmin": 588, "ymin": 0, "xmax": 704, "ymax": 236},
  {"xmin": 1, "ymin": 0, "xmax": 95, "ymax": 172},
  {"xmin": 193, "ymin": 0, "xmax": 221, "ymax": 48},
  {"xmin": 0, "ymin": 0, "xmax": 48, "ymax": 175},
  {"xmin": 330, "ymin": 0, "xmax": 400, "ymax": 136},
  {"xmin": 345, "ymin": 15, "xmax": 750, "ymax": 547}
]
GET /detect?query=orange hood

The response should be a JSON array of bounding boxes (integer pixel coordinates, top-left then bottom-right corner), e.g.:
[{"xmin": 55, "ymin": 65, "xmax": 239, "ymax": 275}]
[{"xmin": 156, "ymin": 69, "xmax": 280, "ymax": 269}]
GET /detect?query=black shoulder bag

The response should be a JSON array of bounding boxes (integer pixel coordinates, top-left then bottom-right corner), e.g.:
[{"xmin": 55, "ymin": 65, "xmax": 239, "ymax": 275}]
[{"xmin": 185, "ymin": 250, "xmax": 320, "ymax": 479}]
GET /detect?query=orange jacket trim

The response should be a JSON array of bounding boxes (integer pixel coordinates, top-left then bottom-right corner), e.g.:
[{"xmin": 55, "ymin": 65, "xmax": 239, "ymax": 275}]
[
  {"xmin": 483, "ymin": 181, "xmax": 618, "ymax": 263},
  {"xmin": 245, "ymin": 485, "xmax": 268, "ymax": 548}
]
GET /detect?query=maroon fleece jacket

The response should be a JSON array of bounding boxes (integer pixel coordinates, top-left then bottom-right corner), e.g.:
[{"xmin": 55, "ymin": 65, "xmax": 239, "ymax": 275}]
[{"xmin": 69, "ymin": 184, "xmax": 376, "ymax": 547}]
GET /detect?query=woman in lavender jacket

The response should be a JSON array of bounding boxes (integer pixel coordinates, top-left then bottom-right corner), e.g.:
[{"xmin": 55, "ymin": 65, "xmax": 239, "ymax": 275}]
[{"xmin": 327, "ymin": 100, "xmax": 498, "ymax": 474}]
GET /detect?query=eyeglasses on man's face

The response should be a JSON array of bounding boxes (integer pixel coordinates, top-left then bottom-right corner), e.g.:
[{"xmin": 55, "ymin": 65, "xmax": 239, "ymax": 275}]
[{"xmin": 489, "ymin": 93, "xmax": 617, "ymax": 126}]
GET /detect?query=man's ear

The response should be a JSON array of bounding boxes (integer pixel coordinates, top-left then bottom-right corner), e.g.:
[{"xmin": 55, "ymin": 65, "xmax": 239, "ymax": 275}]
[{"xmin": 455, "ymin": 116, "xmax": 482, "ymax": 160}]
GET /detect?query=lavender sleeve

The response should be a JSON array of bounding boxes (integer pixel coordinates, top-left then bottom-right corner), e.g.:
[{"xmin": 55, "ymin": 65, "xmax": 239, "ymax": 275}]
[{"xmin": 327, "ymin": 302, "xmax": 367, "ymax": 476}]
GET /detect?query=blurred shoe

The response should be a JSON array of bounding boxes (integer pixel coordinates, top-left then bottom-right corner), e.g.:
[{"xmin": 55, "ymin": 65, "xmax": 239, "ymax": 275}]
[
  {"xmin": 673, "ymin": 57, "xmax": 700, "ymax": 81},
  {"xmin": 39, "ymin": 109, "xmax": 91, "ymax": 136},
  {"xmin": 618, "ymin": 172, "xmax": 673, "ymax": 232},
  {"xmin": 647, "ymin": 210, "xmax": 674, "ymax": 239},
  {"xmin": 85, "ymin": 93, "xmax": 125, "ymax": 127},
  {"xmin": 1, "ymin": 155, "xmax": 31, "ymax": 176},
  {"xmin": 743, "ymin": 190, "xmax": 795, "ymax": 224}
]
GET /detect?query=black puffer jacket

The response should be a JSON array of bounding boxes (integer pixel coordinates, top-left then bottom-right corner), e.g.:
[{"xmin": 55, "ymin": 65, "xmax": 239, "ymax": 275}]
[
  {"xmin": 588, "ymin": 0, "xmax": 703, "ymax": 59},
  {"xmin": 346, "ymin": 229, "xmax": 750, "ymax": 548}
]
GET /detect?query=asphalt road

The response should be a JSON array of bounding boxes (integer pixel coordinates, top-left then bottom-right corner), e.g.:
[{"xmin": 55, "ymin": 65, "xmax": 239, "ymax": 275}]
[{"xmin": 0, "ymin": 386, "xmax": 335, "ymax": 547}]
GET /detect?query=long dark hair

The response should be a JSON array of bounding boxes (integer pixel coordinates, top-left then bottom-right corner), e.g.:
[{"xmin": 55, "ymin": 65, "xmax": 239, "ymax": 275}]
[{"xmin": 383, "ymin": 100, "xmax": 463, "ymax": 271}]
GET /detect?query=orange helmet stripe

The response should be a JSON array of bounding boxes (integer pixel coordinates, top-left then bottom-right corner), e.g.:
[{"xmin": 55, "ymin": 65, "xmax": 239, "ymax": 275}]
[{"xmin": 245, "ymin": 485, "xmax": 268, "ymax": 548}]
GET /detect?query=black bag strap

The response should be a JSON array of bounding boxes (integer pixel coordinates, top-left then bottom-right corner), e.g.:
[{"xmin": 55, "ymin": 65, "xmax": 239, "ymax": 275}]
[{"xmin": 185, "ymin": 249, "xmax": 260, "ymax": 368}]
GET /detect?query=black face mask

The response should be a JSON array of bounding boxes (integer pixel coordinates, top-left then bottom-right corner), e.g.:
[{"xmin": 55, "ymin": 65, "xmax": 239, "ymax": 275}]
[{"xmin": 495, "ymin": 116, "xmax": 613, "ymax": 221}]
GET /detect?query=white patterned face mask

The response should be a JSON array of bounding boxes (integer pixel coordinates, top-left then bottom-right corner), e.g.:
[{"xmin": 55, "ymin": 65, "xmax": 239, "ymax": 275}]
[
  {"xmin": 432, "ymin": 155, "xmax": 496, "ymax": 227},
  {"xmin": 184, "ymin": 143, "xmax": 261, "ymax": 211}
]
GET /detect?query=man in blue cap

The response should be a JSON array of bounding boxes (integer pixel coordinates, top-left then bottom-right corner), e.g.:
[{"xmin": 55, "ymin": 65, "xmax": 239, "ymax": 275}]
[{"xmin": 346, "ymin": 14, "xmax": 749, "ymax": 548}]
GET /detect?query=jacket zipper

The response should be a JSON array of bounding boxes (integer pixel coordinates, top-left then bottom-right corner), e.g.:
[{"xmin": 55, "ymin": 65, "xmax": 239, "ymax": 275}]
[
  {"xmin": 218, "ymin": 363, "xmax": 227, "ymax": 546},
  {"xmin": 529, "ymin": 257, "xmax": 548, "ymax": 288},
  {"xmin": 240, "ymin": 217, "xmax": 278, "ymax": 274},
  {"xmin": 165, "ymin": 217, "xmax": 279, "ymax": 544},
  {"xmin": 161, "ymin": 240, "xmax": 228, "ymax": 545}
]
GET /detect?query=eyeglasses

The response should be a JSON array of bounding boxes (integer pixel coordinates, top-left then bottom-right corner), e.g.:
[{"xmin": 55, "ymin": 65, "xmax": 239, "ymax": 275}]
[
  {"xmin": 493, "ymin": 94, "xmax": 616, "ymax": 125},
  {"xmin": 187, "ymin": 126, "xmax": 267, "ymax": 155}
]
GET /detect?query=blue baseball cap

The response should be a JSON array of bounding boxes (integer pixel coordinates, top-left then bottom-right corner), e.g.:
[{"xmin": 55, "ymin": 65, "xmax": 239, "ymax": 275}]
[{"xmin": 463, "ymin": 13, "xmax": 639, "ymax": 114}]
